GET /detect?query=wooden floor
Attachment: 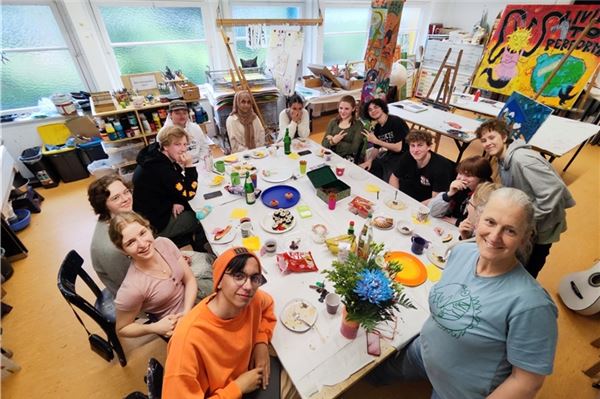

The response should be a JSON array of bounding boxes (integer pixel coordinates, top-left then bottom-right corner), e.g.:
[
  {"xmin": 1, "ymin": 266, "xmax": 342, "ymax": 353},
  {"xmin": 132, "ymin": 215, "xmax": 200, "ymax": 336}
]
[{"xmin": 2, "ymin": 115, "xmax": 599, "ymax": 398}]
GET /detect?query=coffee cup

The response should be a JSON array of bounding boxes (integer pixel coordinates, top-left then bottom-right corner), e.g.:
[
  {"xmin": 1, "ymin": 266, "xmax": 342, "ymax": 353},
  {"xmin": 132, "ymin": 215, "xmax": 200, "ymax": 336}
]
[
  {"xmin": 335, "ymin": 163, "xmax": 345, "ymax": 176},
  {"xmin": 325, "ymin": 293, "xmax": 341, "ymax": 315},
  {"xmin": 214, "ymin": 160, "xmax": 225, "ymax": 173},
  {"xmin": 240, "ymin": 221, "xmax": 253, "ymax": 238},
  {"xmin": 264, "ymin": 239, "xmax": 277, "ymax": 253},
  {"xmin": 411, "ymin": 235, "xmax": 429, "ymax": 255},
  {"xmin": 230, "ymin": 171, "xmax": 240, "ymax": 186},
  {"xmin": 324, "ymin": 150, "xmax": 332, "ymax": 161}
]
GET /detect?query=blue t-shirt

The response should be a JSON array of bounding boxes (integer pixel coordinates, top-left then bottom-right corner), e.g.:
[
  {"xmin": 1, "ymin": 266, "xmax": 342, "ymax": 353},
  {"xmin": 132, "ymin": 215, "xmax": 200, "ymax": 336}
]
[{"xmin": 420, "ymin": 242, "xmax": 558, "ymax": 399}]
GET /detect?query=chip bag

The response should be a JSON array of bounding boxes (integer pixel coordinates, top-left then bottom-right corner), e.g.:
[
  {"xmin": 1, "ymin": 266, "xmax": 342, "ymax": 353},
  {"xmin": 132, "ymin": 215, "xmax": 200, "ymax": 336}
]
[{"xmin": 276, "ymin": 252, "xmax": 318, "ymax": 273}]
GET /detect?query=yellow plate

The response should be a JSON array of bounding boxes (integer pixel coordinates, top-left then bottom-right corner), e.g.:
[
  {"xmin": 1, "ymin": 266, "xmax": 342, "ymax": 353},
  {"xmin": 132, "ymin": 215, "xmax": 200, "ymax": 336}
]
[
  {"xmin": 209, "ymin": 175, "xmax": 224, "ymax": 186},
  {"xmin": 385, "ymin": 251, "xmax": 427, "ymax": 287},
  {"xmin": 224, "ymin": 155, "xmax": 238, "ymax": 163}
]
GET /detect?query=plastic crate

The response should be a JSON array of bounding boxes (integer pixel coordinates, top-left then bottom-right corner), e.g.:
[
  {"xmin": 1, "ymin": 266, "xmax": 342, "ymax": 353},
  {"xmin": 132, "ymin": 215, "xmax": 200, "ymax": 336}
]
[
  {"xmin": 45, "ymin": 149, "xmax": 89, "ymax": 182},
  {"xmin": 37, "ymin": 123, "xmax": 74, "ymax": 155},
  {"xmin": 101, "ymin": 141, "xmax": 144, "ymax": 167},
  {"xmin": 19, "ymin": 147, "xmax": 59, "ymax": 188}
]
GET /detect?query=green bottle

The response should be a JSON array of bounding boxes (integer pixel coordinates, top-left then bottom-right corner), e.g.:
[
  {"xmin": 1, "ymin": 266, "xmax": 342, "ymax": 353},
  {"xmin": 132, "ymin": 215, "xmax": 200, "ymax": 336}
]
[
  {"xmin": 283, "ymin": 128, "xmax": 291, "ymax": 155},
  {"xmin": 244, "ymin": 172, "xmax": 256, "ymax": 205}
]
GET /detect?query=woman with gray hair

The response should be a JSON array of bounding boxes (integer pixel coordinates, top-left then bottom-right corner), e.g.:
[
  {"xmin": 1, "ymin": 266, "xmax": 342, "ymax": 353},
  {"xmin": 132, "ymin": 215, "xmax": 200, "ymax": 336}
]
[{"xmin": 370, "ymin": 187, "xmax": 558, "ymax": 399}]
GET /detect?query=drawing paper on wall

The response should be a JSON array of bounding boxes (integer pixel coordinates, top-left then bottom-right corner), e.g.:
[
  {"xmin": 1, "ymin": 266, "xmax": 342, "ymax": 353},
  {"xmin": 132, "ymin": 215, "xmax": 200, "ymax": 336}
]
[{"xmin": 266, "ymin": 29, "xmax": 304, "ymax": 96}]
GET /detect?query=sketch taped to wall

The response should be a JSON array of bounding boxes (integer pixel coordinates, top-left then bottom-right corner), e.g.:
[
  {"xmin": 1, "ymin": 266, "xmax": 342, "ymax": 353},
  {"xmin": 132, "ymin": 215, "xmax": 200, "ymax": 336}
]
[{"xmin": 266, "ymin": 29, "xmax": 304, "ymax": 96}]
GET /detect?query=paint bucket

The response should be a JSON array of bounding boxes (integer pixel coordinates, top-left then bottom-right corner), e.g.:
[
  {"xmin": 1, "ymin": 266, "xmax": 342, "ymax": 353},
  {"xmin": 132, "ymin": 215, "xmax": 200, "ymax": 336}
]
[{"xmin": 51, "ymin": 93, "xmax": 77, "ymax": 116}]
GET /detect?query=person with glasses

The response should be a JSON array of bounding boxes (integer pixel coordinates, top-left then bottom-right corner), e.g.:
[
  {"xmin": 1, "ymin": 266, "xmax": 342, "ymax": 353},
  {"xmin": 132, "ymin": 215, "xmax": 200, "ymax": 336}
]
[
  {"xmin": 108, "ymin": 211, "xmax": 199, "ymax": 339},
  {"xmin": 88, "ymin": 175, "xmax": 215, "ymax": 300},
  {"xmin": 359, "ymin": 98, "xmax": 409, "ymax": 180},
  {"xmin": 429, "ymin": 156, "xmax": 493, "ymax": 226},
  {"xmin": 164, "ymin": 247, "xmax": 299, "ymax": 399}
]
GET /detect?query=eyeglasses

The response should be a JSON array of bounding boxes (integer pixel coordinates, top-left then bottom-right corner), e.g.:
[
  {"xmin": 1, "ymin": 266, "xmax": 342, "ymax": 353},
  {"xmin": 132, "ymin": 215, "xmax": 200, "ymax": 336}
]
[
  {"xmin": 225, "ymin": 272, "xmax": 267, "ymax": 287},
  {"xmin": 108, "ymin": 189, "xmax": 131, "ymax": 203}
]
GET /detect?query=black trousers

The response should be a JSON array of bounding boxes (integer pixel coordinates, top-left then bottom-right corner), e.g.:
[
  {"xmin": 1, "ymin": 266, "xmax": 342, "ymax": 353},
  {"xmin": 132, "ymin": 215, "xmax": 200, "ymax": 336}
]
[{"xmin": 525, "ymin": 243, "xmax": 552, "ymax": 278}]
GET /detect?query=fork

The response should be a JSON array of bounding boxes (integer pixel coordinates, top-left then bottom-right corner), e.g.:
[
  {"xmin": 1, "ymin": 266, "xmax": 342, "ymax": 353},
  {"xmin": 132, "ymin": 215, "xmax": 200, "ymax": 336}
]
[{"xmin": 293, "ymin": 312, "xmax": 326, "ymax": 342}]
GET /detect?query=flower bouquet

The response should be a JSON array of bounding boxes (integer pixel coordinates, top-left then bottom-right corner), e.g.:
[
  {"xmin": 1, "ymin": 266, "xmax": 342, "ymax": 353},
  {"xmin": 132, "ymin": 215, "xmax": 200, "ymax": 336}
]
[{"xmin": 323, "ymin": 243, "xmax": 415, "ymax": 335}]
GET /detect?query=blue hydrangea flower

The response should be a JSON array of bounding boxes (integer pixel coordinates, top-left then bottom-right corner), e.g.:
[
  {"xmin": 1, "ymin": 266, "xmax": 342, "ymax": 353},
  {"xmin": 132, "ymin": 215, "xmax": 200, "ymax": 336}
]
[{"xmin": 354, "ymin": 269, "xmax": 394, "ymax": 305}]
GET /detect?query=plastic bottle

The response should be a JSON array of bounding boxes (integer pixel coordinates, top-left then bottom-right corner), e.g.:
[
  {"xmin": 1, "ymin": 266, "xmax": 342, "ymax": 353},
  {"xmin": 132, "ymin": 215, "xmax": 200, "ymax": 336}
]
[
  {"xmin": 113, "ymin": 120, "xmax": 126, "ymax": 139},
  {"xmin": 474, "ymin": 89, "xmax": 481, "ymax": 102},
  {"xmin": 283, "ymin": 128, "xmax": 291, "ymax": 155},
  {"xmin": 356, "ymin": 213, "xmax": 373, "ymax": 260},
  {"xmin": 328, "ymin": 193, "xmax": 336, "ymax": 210},
  {"xmin": 244, "ymin": 172, "xmax": 256, "ymax": 205},
  {"xmin": 105, "ymin": 122, "xmax": 118, "ymax": 141},
  {"xmin": 139, "ymin": 114, "xmax": 151, "ymax": 133},
  {"xmin": 203, "ymin": 151, "xmax": 213, "ymax": 173},
  {"xmin": 152, "ymin": 112, "xmax": 162, "ymax": 129}
]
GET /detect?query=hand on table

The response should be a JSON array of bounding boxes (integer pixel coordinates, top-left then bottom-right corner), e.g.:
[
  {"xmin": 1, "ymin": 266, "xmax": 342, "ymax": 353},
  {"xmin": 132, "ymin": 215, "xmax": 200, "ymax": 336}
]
[
  {"xmin": 250, "ymin": 343, "xmax": 270, "ymax": 389},
  {"xmin": 172, "ymin": 204, "xmax": 184, "ymax": 218}
]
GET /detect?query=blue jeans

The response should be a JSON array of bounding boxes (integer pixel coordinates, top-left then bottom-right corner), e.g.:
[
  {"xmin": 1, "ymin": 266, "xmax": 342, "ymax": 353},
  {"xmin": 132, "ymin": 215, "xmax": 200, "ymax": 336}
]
[{"xmin": 367, "ymin": 336, "xmax": 442, "ymax": 399}]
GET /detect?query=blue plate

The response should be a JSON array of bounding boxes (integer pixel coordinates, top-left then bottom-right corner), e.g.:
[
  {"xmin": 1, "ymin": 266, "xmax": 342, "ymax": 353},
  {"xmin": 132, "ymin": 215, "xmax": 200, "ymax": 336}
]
[{"xmin": 261, "ymin": 185, "xmax": 301, "ymax": 209}]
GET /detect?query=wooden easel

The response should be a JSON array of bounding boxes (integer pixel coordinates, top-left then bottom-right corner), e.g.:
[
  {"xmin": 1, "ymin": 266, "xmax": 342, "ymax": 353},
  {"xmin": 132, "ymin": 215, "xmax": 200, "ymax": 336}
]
[{"xmin": 426, "ymin": 48, "xmax": 463, "ymax": 106}]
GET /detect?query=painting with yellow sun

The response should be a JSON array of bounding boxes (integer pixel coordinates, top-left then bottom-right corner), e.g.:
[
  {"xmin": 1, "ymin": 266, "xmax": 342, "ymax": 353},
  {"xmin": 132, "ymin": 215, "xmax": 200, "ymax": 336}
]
[{"xmin": 473, "ymin": 4, "xmax": 600, "ymax": 109}]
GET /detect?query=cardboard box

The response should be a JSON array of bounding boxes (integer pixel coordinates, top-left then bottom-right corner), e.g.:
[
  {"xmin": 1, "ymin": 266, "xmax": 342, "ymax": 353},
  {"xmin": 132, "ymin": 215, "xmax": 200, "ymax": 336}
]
[
  {"xmin": 176, "ymin": 82, "xmax": 200, "ymax": 101},
  {"xmin": 307, "ymin": 165, "xmax": 351, "ymax": 203},
  {"xmin": 302, "ymin": 75, "xmax": 322, "ymax": 88},
  {"xmin": 337, "ymin": 77, "xmax": 364, "ymax": 90},
  {"xmin": 90, "ymin": 91, "xmax": 117, "ymax": 113}
]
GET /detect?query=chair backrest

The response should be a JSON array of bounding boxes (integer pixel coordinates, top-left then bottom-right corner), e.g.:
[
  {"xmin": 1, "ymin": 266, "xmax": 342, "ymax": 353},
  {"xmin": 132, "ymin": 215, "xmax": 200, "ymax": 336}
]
[
  {"xmin": 145, "ymin": 358, "xmax": 164, "ymax": 399},
  {"xmin": 57, "ymin": 250, "xmax": 109, "ymax": 326}
]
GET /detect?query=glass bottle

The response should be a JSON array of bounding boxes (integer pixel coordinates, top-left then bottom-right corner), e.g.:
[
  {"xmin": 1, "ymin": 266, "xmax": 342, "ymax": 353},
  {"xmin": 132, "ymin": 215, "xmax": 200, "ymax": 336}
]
[
  {"xmin": 356, "ymin": 213, "xmax": 373, "ymax": 260},
  {"xmin": 347, "ymin": 220, "xmax": 355, "ymax": 236},
  {"xmin": 244, "ymin": 172, "xmax": 256, "ymax": 205},
  {"xmin": 283, "ymin": 128, "xmax": 291, "ymax": 155}
]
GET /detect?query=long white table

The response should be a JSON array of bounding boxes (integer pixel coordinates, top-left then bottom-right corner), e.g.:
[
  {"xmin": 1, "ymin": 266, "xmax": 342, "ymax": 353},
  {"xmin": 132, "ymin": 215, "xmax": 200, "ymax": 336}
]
[
  {"xmin": 189, "ymin": 141, "xmax": 458, "ymax": 398},
  {"xmin": 388, "ymin": 100, "xmax": 481, "ymax": 163},
  {"xmin": 449, "ymin": 93, "xmax": 600, "ymax": 171}
]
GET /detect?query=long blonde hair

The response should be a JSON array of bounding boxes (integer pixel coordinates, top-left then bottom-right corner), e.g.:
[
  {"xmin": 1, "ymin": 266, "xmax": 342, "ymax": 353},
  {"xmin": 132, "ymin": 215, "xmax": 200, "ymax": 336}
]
[{"xmin": 108, "ymin": 211, "xmax": 153, "ymax": 250}]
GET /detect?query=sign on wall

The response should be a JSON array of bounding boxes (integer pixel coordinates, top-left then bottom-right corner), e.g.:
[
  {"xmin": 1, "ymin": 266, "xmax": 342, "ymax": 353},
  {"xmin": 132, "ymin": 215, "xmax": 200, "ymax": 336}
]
[{"xmin": 473, "ymin": 5, "xmax": 600, "ymax": 109}]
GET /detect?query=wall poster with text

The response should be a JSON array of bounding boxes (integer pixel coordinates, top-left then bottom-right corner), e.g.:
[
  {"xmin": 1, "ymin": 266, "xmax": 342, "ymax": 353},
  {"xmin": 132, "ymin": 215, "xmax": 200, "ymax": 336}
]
[{"xmin": 473, "ymin": 5, "xmax": 600, "ymax": 109}]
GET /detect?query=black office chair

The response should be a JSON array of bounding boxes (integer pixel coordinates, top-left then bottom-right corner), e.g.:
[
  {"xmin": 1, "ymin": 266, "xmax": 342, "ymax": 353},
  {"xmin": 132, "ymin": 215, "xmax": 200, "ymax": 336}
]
[
  {"xmin": 57, "ymin": 250, "xmax": 127, "ymax": 366},
  {"xmin": 123, "ymin": 357, "xmax": 164, "ymax": 399}
]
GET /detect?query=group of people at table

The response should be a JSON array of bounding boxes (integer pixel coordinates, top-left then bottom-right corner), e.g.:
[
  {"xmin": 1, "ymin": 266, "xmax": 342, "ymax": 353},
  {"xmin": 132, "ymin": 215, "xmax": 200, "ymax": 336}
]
[{"xmin": 85, "ymin": 90, "xmax": 574, "ymax": 399}]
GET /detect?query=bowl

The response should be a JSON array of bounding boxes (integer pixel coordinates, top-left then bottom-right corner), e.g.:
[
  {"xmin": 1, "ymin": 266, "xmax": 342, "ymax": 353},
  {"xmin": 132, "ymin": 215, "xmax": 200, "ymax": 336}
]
[
  {"xmin": 9, "ymin": 209, "xmax": 31, "ymax": 232},
  {"xmin": 396, "ymin": 220, "xmax": 413, "ymax": 235}
]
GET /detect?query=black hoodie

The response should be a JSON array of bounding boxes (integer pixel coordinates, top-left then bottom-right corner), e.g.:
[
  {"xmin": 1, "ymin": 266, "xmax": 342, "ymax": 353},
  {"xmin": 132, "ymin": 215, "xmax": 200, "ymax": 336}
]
[{"xmin": 132, "ymin": 142, "xmax": 198, "ymax": 232}]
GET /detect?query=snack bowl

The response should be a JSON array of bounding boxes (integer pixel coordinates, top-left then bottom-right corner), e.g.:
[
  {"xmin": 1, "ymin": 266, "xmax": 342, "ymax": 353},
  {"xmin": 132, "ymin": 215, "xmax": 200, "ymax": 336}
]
[{"xmin": 396, "ymin": 220, "xmax": 413, "ymax": 235}]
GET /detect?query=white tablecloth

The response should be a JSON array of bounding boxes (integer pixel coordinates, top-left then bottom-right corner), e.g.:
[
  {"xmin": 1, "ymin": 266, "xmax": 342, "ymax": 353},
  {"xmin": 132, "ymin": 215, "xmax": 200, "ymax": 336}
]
[{"xmin": 189, "ymin": 140, "xmax": 457, "ymax": 398}]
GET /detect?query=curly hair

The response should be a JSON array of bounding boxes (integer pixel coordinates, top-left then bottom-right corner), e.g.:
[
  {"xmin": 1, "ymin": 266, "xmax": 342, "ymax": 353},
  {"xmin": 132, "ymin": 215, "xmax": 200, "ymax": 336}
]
[
  {"xmin": 405, "ymin": 129, "xmax": 433, "ymax": 146},
  {"xmin": 361, "ymin": 98, "xmax": 389, "ymax": 120},
  {"xmin": 108, "ymin": 211, "xmax": 152, "ymax": 250},
  {"xmin": 88, "ymin": 174, "xmax": 129, "ymax": 221}
]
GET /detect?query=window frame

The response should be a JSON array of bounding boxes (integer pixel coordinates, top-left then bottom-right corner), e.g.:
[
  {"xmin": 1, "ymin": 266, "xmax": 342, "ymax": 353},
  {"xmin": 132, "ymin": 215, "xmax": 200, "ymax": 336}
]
[
  {"xmin": 90, "ymin": 0, "xmax": 215, "ymax": 86},
  {"xmin": 1, "ymin": 0, "xmax": 93, "ymax": 113}
]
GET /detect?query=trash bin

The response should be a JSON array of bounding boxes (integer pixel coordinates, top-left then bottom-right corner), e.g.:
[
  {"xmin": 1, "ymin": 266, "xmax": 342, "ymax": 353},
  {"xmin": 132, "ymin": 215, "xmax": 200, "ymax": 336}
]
[
  {"xmin": 78, "ymin": 137, "xmax": 108, "ymax": 166},
  {"xmin": 19, "ymin": 147, "xmax": 59, "ymax": 188},
  {"xmin": 37, "ymin": 123, "xmax": 89, "ymax": 183}
]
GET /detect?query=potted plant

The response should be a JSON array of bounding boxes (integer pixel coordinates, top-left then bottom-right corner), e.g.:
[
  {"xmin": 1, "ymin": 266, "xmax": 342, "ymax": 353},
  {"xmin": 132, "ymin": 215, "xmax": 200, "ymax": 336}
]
[{"xmin": 323, "ymin": 243, "xmax": 415, "ymax": 338}]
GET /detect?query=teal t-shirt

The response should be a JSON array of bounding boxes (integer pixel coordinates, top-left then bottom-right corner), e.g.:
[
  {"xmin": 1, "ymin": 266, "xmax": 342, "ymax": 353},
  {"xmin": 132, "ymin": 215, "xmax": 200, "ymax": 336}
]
[{"xmin": 421, "ymin": 242, "xmax": 558, "ymax": 399}]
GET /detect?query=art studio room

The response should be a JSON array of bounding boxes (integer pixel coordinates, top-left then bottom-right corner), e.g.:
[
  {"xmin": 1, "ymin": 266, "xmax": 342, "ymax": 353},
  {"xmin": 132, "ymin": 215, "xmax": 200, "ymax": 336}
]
[{"xmin": 1, "ymin": 0, "xmax": 599, "ymax": 398}]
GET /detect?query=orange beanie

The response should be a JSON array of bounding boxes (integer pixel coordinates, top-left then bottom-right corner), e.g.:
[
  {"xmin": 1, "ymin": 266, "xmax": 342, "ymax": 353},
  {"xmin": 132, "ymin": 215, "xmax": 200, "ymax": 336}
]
[{"xmin": 212, "ymin": 247, "xmax": 261, "ymax": 291}]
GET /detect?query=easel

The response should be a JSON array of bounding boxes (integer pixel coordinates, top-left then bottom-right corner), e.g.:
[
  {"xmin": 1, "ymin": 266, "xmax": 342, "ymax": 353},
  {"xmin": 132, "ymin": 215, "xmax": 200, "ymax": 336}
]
[
  {"xmin": 425, "ymin": 48, "xmax": 463, "ymax": 107},
  {"xmin": 215, "ymin": 7, "xmax": 323, "ymax": 144}
]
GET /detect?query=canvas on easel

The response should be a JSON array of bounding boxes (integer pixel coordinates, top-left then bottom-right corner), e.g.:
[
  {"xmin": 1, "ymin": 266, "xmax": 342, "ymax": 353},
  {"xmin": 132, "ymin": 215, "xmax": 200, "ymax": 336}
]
[
  {"xmin": 498, "ymin": 92, "xmax": 553, "ymax": 142},
  {"xmin": 473, "ymin": 5, "xmax": 600, "ymax": 109}
]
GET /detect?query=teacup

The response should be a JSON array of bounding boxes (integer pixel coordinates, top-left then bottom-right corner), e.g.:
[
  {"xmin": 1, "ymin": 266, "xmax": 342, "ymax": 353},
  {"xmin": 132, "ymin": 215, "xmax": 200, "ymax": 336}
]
[
  {"xmin": 414, "ymin": 206, "xmax": 430, "ymax": 223},
  {"xmin": 335, "ymin": 163, "xmax": 345, "ymax": 177},
  {"xmin": 325, "ymin": 293, "xmax": 341, "ymax": 315},
  {"xmin": 411, "ymin": 235, "xmax": 430, "ymax": 255},
  {"xmin": 264, "ymin": 239, "xmax": 277, "ymax": 253}
]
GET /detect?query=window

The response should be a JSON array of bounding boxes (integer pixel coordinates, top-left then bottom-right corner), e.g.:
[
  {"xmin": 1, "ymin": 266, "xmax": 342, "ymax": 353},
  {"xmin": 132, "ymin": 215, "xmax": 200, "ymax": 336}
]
[
  {"xmin": 97, "ymin": 5, "xmax": 209, "ymax": 84},
  {"xmin": 398, "ymin": 6, "xmax": 423, "ymax": 55},
  {"xmin": 1, "ymin": 4, "xmax": 87, "ymax": 110},
  {"xmin": 230, "ymin": 4, "xmax": 301, "ymax": 68},
  {"xmin": 322, "ymin": 7, "xmax": 370, "ymax": 66}
]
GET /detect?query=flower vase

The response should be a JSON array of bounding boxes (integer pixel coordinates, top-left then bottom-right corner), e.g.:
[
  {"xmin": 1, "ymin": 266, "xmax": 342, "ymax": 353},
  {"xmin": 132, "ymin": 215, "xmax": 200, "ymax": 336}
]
[{"xmin": 340, "ymin": 308, "xmax": 359, "ymax": 339}]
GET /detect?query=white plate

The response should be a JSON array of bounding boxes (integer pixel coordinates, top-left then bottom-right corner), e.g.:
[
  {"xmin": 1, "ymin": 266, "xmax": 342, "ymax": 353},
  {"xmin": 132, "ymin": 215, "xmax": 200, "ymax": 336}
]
[
  {"xmin": 396, "ymin": 220, "xmax": 413, "ymax": 235},
  {"xmin": 261, "ymin": 167, "xmax": 292, "ymax": 183},
  {"xmin": 261, "ymin": 211, "xmax": 297, "ymax": 234},
  {"xmin": 208, "ymin": 225, "xmax": 237, "ymax": 244},
  {"xmin": 280, "ymin": 299, "xmax": 318, "ymax": 333},
  {"xmin": 249, "ymin": 150, "xmax": 267, "ymax": 159},
  {"xmin": 426, "ymin": 245, "xmax": 448, "ymax": 269},
  {"xmin": 372, "ymin": 215, "xmax": 395, "ymax": 230}
]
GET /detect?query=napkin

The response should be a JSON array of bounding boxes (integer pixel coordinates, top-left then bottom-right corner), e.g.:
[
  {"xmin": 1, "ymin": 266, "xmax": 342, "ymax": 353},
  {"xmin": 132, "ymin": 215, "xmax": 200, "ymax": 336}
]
[
  {"xmin": 287, "ymin": 152, "xmax": 300, "ymax": 160},
  {"xmin": 426, "ymin": 264, "xmax": 442, "ymax": 282},
  {"xmin": 242, "ymin": 236, "xmax": 261, "ymax": 251},
  {"xmin": 366, "ymin": 184, "xmax": 380, "ymax": 193},
  {"xmin": 230, "ymin": 208, "xmax": 248, "ymax": 219}
]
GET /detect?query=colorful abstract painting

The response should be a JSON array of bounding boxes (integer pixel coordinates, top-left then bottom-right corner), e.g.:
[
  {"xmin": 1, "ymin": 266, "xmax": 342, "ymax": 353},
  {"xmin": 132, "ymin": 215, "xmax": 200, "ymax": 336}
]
[
  {"xmin": 498, "ymin": 92, "xmax": 553, "ymax": 142},
  {"xmin": 473, "ymin": 5, "xmax": 600, "ymax": 109},
  {"xmin": 361, "ymin": 0, "xmax": 404, "ymax": 103}
]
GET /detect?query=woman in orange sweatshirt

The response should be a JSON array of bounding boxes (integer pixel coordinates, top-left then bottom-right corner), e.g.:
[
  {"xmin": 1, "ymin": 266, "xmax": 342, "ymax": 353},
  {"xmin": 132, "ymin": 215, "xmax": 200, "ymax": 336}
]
[{"xmin": 163, "ymin": 247, "xmax": 281, "ymax": 398}]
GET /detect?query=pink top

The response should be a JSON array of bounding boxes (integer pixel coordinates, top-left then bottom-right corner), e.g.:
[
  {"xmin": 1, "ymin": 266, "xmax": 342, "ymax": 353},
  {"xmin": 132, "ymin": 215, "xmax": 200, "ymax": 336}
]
[{"xmin": 115, "ymin": 237, "xmax": 185, "ymax": 319}]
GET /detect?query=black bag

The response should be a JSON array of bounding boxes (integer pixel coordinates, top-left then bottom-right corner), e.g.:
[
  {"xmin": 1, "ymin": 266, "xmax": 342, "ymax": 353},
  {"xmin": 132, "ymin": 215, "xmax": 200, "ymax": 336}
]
[{"xmin": 89, "ymin": 333, "xmax": 114, "ymax": 362}]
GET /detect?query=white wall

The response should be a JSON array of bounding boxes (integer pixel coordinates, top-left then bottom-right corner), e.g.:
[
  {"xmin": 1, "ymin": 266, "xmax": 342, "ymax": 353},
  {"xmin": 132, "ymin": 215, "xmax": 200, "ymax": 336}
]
[{"xmin": 429, "ymin": 0, "xmax": 573, "ymax": 33}]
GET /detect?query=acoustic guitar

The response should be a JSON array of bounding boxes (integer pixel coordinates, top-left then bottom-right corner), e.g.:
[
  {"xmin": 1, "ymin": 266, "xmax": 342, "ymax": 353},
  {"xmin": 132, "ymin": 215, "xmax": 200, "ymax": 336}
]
[{"xmin": 558, "ymin": 261, "xmax": 600, "ymax": 316}]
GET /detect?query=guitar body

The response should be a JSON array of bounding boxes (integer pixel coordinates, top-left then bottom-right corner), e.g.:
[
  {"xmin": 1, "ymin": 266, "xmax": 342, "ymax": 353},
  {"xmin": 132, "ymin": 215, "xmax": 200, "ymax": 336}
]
[{"xmin": 558, "ymin": 261, "xmax": 600, "ymax": 316}]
